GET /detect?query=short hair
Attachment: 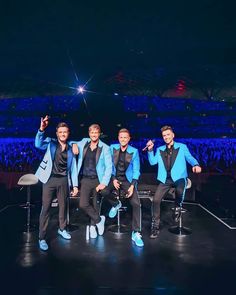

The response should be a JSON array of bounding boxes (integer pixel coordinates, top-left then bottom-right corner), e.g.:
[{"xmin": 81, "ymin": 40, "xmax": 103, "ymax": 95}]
[
  {"xmin": 56, "ymin": 122, "xmax": 69, "ymax": 131},
  {"xmin": 160, "ymin": 125, "xmax": 174, "ymax": 133},
  {"xmin": 118, "ymin": 128, "xmax": 131, "ymax": 137},
  {"xmin": 88, "ymin": 124, "xmax": 101, "ymax": 133}
]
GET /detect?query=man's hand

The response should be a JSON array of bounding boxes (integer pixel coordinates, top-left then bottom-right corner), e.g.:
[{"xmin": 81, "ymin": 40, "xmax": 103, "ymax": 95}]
[
  {"xmin": 96, "ymin": 183, "xmax": 106, "ymax": 192},
  {"xmin": 113, "ymin": 179, "xmax": 121, "ymax": 190},
  {"xmin": 126, "ymin": 185, "xmax": 134, "ymax": 198},
  {"xmin": 40, "ymin": 115, "xmax": 50, "ymax": 131},
  {"xmin": 72, "ymin": 144, "xmax": 79, "ymax": 155},
  {"xmin": 146, "ymin": 140, "xmax": 154, "ymax": 151},
  {"xmin": 192, "ymin": 166, "xmax": 202, "ymax": 173},
  {"xmin": 70, "ymin": 187, "xmax": 79, "ymax": 197}
]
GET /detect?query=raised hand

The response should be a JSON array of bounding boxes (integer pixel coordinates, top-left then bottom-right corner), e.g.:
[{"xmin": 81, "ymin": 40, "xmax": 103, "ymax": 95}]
[{"xmin": 40, "ymin": 115, "xmax": 50, "ymax": 131}]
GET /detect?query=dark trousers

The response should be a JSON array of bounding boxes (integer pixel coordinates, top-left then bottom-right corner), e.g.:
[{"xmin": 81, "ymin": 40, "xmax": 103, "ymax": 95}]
[
  {"xmin": 39, "ymin": 176, "xmax": 68, "ymax": 240},
  {"xmin": 79, "ymin": 177, "xmax": 101, "ymax": 225},
  {"xmin": 102, "ymin": 179, "xmax": 141, "ymax": 232},
  {"xmin": 152, "ymin": 178, "xmax": 186, "ymax": 226}
]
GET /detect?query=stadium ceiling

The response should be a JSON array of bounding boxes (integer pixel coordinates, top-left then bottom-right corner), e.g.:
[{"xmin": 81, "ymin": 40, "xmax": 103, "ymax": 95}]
[{"xmin": 1, "ymin": 1, "xmax": 236, "ymax": 100}]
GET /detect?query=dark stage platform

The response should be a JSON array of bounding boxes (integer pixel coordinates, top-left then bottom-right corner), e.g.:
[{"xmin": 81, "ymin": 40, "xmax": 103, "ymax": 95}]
[{"xmin": 0, "ymin": 199, "xmax": 235, "ymax": 295}]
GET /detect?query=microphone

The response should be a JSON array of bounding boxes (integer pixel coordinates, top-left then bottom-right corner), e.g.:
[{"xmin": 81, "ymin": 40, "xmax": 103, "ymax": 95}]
[{"xmin": 142, "ymin": 139, "xmax": 155, "ymax": 152}]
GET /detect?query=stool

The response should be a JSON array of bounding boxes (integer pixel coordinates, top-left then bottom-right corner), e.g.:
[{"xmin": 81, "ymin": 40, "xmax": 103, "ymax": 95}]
[
  {"xmin": 17, "ymin": 174, "xmax": 38, "ymax": 232},
  {"xmin": 66, "ymin": 196, "xmax": 79, "ymax": 231},
  {"xmin": 108, "ymin": 189, "xmax": 129, "ymax": 235},
  {"xmin": 168, "ymin": 178, "xmax": 192, "ymax": 236}
]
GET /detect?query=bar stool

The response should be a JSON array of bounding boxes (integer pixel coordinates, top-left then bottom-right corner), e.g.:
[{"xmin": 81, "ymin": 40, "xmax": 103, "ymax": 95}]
[
  {"xmin": 17, "ymin": 174, "xmax": 38, "ymax": 232},
  {"xmin": 108, "ymin": 189, "xmax": 129, "ymax": 235},
  {"xmin": 66, "ymin": 195, "xmax": 79, "ymax": 231},
  {"xmin": 168, "ymin": 178, "xmax": 192, "ymax": 236}
]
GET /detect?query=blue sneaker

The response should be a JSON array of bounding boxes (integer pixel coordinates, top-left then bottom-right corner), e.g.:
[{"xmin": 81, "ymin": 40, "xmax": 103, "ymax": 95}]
[
  {"xmin": 108, "ymin": 201, "xmax": 122, "ymax": 218},
  {"xmin": 58, "ymin": 229, "xmax": 71, "ymax": 240},
  {"xmin": 132, "ymin": 231, "xmax": 144, "ymax": 247},
  {"xmin": 39, "ymin": 239, "xmax": 48, "ymax": 251}
]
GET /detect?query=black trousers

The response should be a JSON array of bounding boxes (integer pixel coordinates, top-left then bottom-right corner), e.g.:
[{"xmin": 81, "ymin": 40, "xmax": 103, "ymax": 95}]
[
  {"xmin": 152, "ymin": 178, "xmax": 186, "ymax": 225},
  {"xmin": 102, "ymin": 179, "xmax": 141, "ymax": 232},
  {"xmin": 79, "ymin": 177, "xmax": 101, "ymax": 225},
  {"xmin": 39, "ymin": 176, "xmax": 68, "ymax": 240}
]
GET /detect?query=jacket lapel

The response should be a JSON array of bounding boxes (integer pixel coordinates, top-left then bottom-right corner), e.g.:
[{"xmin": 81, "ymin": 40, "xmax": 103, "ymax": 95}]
[
  {"xmin": 160, "ymin": 149, "xmax": 168, "ymax": 171},
  {"xmin": 125, "ymin": 151, "xmax": 133, "ymax": 169},
  {"xmin": 113, "ymin": 148, "xmax": 120, "ymax": 167},
  {"xmin": 96, "ymin": 146, "xmax": 103, "ymax": 164},
  {"xmin": 83, "ymin": 141, "xmax": 90, "ymax": 160},
  {"xmin": 170, "ymin": 147, "xmax": 179, "ymax": 168},
  {"xmin": 49, "ymin": 140, "xmax": 57, "ymax": 161}
]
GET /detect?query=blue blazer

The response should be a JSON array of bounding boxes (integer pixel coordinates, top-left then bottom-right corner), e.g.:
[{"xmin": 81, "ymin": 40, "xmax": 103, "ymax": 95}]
[
  {"xmin": 76, "ymin": 138, "xmax": 112, "ymax": 186},
  {"xmin": 110, "ymin": 144, "xmax": 140, "ymax": 184},
  {"xmin": 148, "ymin": 142, "xmax": 199, "ymax": 183},
  {"xmin": 35, "ymin": 130, "xmax": 78, "ymax": 187}
]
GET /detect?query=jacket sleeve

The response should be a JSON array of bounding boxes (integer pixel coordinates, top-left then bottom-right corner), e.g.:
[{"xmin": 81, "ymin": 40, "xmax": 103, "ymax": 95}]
[
  {"xmin": 35, "ymin": 130, "xmax": 51, "ymax": 150},
  {"xmin": 70, "ymin": 155, "xmax": 78, "ymax": 187},
  {"xmin": 148, "ymin": 148, "xmax": 159, "ymax": 165},
  {"xmin": 101, "ymin": 145, "xmax": 112, "ymax": 186},
  {"xmin": 183, "ymin": 144, "xmax": 199, "ymax": 166}
]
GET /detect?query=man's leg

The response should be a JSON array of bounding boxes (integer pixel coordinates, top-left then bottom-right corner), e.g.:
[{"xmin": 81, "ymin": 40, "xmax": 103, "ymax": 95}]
[
  {"xmin": 173, "ymin": 178, "xmax": 186, "ymax": 222},
  {"xmin": 100, "ymin": 181, "xmax": 121, "ymax": 218},
  {"xmin": 79, "ymin": 178, "xmax": 101, "ymax": 225},
  {"xmin": 150, "ymin": 182, "xmax": 171, "ymax": 238},
  {"xmin": 39, "ymin": 177, "xmax": 56, "ymax": 240},
  {"xmin": 56, "ymin": 176, "xmax": 69, "ymax": 232}
]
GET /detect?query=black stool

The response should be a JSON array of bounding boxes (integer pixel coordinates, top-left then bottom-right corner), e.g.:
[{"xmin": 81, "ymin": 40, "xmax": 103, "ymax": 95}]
[
  {"xmin": 108, "ymin": 189, "xmax": 129, "ymax": 235},
  {"xmin": 168, "ymin": 178, "xmax": 192, "ymax": 236},
  {"xmin": 17, "ymin": 174, "xmax": 38, "ymax": 232},
  {"xmin": 66, "ymin": 195, "xmax": 79, "ymax": 231}
]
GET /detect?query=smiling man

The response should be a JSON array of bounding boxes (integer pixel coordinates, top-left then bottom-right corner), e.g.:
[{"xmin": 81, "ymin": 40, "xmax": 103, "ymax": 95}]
[
  {"xmin": 74, "ymin": 124, "xmax": 112, "ymax": 239},
  {"xmin": 146, "ymin": 125, "xmax": 201, "ymax": 238},
  {"xmin": 103, "ymin": 128, "xmax": 144, "ymax": 247},
  {"xmin": 35, "ymin": 115, "xmax": 78, "ymax": 251}
]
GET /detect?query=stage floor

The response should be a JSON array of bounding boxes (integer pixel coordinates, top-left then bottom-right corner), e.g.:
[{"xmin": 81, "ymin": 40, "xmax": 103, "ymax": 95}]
[{"xmin": 0, "ymin": 200, "xmax": 235, "ymax": 295}]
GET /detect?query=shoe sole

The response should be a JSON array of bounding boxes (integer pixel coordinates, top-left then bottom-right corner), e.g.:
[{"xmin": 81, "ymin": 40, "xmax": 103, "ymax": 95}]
[
  {"xmin": 132, "ymin": 237, "xmax": 144, "ymax": 247},
  {"xmin": 150, "ymin": 235, "xmax": 158, "ymax": 239},
  {"xmin": 39, "ymin": 246, "xmax": 48, "ymax": 251},
  {"xmin": 58, "ymin": 232, "xmax": 71, "ymax": 240},
  {"xmin": 39, "ymin": 244, "xmax": 48, "ymax": 251}
]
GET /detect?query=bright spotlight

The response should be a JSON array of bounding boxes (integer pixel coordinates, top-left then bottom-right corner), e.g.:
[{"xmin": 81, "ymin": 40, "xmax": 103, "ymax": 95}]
[{"xmin": 77, "ymin": 86, "xmax": 85, "ymax": 94}]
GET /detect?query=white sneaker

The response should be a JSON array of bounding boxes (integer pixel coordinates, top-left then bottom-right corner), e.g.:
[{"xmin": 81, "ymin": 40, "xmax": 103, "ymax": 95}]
[
  {"xmin": 90, "ymin": 225, "xmax": 97, "ymax": 238},
  {"xmin": 96, "ymin": 215, "xmax": 106, "ymax": 235},
  {"xmin": 58, "ymin": 229, "xmax": 71, "ymax": 240}
]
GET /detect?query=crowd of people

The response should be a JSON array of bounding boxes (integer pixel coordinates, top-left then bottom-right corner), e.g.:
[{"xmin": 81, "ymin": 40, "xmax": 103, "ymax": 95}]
[
  {"xmin": 0, "ymin": 140, "xmax": 43, "ymax": 172},
  {"xmin": 1, "ymin": 138, "xmax": 236, "ymax": 173}
]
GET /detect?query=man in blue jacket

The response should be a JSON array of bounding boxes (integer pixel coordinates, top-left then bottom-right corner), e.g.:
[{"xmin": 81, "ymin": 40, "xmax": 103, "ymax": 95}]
[
  {"xmin": 35, "ymin": 115, "xmax": 78, "ymax": 251},
  {"xmin": 104, "ymin": 128, "xmax": 144, "ymax": 247},
  {"xmin": 147, "ymin": 125, "xmax": 201, "ymax": 238},
  {"xmin": 74, "ymin": 124, "xmax": 112, "ymax": 239}
]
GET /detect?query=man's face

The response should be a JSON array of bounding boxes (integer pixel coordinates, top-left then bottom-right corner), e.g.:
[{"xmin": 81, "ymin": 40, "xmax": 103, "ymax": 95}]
[
  {"xmin": 56, "ymin": 127, "xmax": 69, "ymax": 143},
  {"xmin": 118, "ymin": 132, "xmax": 130, "ymax": 147},
  {"xmin": 89, "ymin": 128, "xmax": 100, "ymax": 142},
  {"xmin": 162, "ymin": 129, "xmax": 174, "ymax": 145}
]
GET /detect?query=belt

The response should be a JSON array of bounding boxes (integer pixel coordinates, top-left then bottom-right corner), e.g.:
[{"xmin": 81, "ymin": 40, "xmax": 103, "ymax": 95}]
[{"xmin": 83, "ymin": 176, "xmax": 98, "ymax": 180}]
